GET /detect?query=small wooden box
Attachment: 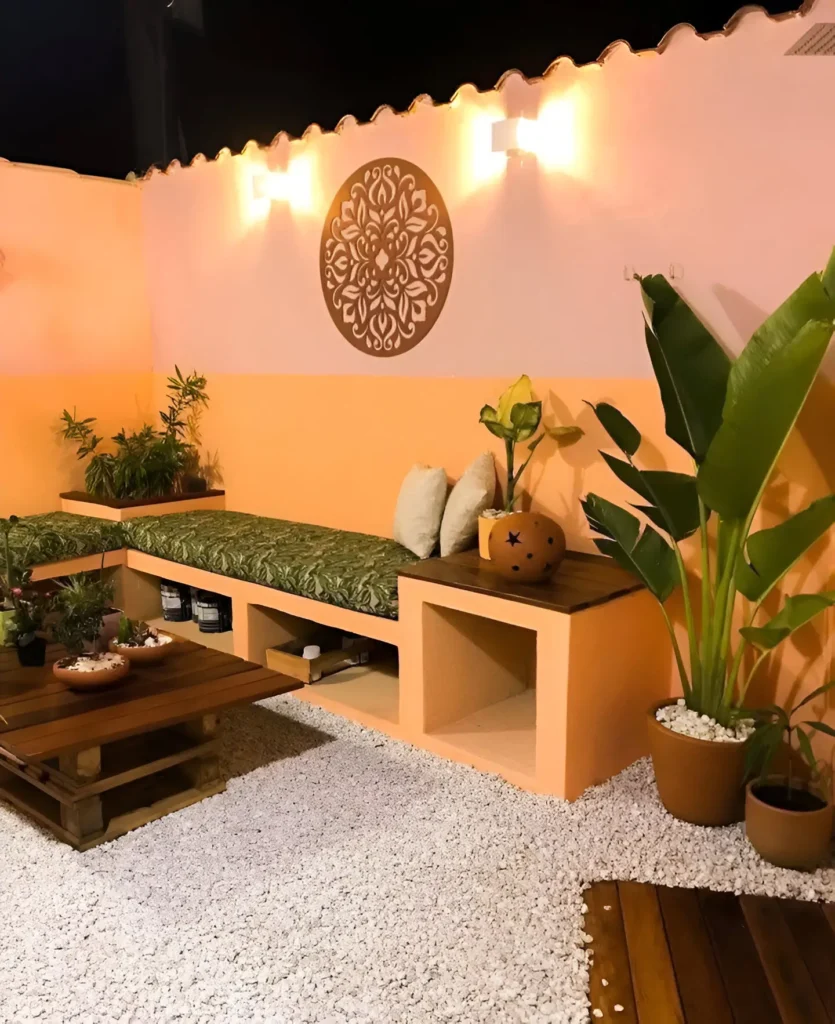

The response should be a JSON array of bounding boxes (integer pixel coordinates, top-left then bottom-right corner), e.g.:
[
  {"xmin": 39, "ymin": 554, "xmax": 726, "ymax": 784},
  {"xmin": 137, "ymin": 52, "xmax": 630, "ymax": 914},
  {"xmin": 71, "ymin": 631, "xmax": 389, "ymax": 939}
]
[{"xmin": 266, "ymin": 634, "xmax": 373, "ymax": 684}]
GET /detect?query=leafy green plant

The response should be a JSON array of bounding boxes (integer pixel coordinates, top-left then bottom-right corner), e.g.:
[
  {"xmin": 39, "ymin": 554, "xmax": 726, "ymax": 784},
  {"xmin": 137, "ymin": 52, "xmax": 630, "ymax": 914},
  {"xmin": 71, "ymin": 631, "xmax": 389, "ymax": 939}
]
[
  {"xmin": 582, "ymin": 249, "xmax": 835, "ymax": 726},
  {"xmin": 61, "ymin": 367, "xmax": 209, "ymax": 500},
  {"xmin": 0, "ymin": 516, "xmax": 55, "ymax": 647},
  {"xmin": 53, "ymin": 573, "xmax": 115, "ymax": 660},
  {"xmin": 479, "ymin": 375, "xmax": 583, "ymax": 512},
  {"xmin": 746, "ymin": 681, "xmax": 835, "ymax": 802}
]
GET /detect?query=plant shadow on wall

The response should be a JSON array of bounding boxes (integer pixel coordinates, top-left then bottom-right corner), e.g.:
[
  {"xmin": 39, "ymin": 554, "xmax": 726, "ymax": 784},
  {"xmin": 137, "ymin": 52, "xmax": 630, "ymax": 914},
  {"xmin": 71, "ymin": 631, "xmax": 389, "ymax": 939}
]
[
  {"xmin": 60, "ymin": 368, "xmax": 212, "ymax": 499},
  {"xmin": 582, "ymin": 248, "xmax": 835, "ymax": 829}
]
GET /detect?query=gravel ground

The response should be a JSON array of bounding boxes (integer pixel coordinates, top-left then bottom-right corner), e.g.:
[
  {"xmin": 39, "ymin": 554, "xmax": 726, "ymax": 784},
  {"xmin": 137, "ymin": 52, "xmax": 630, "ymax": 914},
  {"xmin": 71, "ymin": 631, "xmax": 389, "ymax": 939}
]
[{"xmin": 1, "ymin": 696, "xmax": 833, "ymax": 1024}]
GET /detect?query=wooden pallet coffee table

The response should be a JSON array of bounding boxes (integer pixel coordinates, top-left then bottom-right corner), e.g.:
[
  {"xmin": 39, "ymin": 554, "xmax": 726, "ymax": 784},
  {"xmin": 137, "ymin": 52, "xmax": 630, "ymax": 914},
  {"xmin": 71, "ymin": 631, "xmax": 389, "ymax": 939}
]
[{"xmin": 0, "ymin": 640, "xmax": 301, "ymax": 850}]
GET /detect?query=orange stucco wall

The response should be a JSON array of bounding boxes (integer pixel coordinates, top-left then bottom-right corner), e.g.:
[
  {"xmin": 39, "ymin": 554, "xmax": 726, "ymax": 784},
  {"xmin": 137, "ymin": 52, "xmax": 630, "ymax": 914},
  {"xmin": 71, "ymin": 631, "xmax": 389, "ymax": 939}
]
[
  {"xmin": 0, "ymin": 161, "xmax": 154, "ymax": 515},
  {"xmin": 1, "ymin": 2, "xmax": 833, "ymax": 735}
]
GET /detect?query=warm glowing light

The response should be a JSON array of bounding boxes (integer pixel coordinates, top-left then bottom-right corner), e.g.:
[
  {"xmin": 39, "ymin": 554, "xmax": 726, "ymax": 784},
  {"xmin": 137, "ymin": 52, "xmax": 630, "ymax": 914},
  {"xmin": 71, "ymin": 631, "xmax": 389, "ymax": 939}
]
[
  {"xmin": 468, "ymin": 111, "xmax": 508, "ymax": 188},
  {"xmin": 250, "ymin": 156, "xmax": 315, "ymax": 215},
  {"xmin": 490, "ymin": 96, "xmax": 578, "ymax": 171}
]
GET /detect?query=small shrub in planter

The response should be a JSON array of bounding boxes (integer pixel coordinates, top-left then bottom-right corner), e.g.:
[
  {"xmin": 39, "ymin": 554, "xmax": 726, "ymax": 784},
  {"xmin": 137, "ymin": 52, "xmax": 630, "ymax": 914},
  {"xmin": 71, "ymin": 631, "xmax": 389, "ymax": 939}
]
[
  {"xmin": 61, "ymin": 367, "xmax": 209, "ymax": 500},
  {"xmin": 478, "ymin": 375, "xmax": 582, "ymax": 556},
  {"xmin": 52, "ymin": 573, "xmax": 129, "ymax": 689},
  {"xmin": 0, "ymin": 515, "xmax": 55, "ymax": 667},
  {"xmin": 582, "ymin": 248, "xmax": 835, "ymax": 825},
  {"xmin": 744, "ymin": 682, "xmax": 835, "ymax": 870}
]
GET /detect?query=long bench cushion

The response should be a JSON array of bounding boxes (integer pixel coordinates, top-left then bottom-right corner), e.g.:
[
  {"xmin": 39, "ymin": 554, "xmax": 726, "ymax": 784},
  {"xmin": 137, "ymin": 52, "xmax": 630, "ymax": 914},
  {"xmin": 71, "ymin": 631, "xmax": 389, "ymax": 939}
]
[
  {"xmin": 9, "ymin": 512, "xmax": 124, "ymax": 568},
  {"xmin": 123, "ymin": 511, "xmax": 420, "ymax": 619}
]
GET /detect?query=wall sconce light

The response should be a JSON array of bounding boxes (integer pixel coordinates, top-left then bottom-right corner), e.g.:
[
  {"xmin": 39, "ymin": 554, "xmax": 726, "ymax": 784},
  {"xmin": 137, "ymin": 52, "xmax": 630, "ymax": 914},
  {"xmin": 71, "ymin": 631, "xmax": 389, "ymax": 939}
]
[
  {"xmin": 490, "ymin": 100, "xmax": 577, "ymax": 170},
  {"xmin": 491, "ymin": 117, "xmax": 537, "ymax": 156},
  {"xmin": 251, "ymin": 157, "xmax": 314, "ymax": 214}
]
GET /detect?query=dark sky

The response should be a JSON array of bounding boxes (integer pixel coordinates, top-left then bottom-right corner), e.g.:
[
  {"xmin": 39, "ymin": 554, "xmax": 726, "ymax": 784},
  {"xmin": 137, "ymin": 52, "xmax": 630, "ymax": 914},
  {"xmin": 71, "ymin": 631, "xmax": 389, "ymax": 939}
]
[{"xmin": 0, "ymin": 0, "xmax": 796, "ymax": 179}]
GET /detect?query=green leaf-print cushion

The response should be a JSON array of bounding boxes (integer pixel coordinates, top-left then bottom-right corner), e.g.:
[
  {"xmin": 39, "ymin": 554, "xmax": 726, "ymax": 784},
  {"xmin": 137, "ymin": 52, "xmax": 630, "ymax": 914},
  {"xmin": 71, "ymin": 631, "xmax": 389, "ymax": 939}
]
[
  {"xmin": 124, "ymin": 511, "xmax": 422, "ymax": 619},
  {"xmin": 6, "ymin": 512, "xmax": 124, "ymax": 568}
]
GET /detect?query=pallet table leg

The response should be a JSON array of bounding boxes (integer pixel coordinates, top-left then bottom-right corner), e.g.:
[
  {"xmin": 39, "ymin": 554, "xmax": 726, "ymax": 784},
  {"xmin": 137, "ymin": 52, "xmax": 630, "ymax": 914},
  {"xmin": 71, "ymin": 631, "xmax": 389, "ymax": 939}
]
[
  {"xmin": 181, "ymin": 714, "xmax": 222, "ymax": 790},
  {"xmin": 58, "ymin": 746, "xmax": 104, "ymax": 844}
]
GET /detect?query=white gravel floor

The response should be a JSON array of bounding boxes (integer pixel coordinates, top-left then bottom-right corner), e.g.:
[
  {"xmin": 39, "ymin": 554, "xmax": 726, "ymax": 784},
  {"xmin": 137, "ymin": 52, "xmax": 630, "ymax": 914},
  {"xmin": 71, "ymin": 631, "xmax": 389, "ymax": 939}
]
[{"xmin": 1, "ymin": 696, "xmax": 833, "ymax": 1024}]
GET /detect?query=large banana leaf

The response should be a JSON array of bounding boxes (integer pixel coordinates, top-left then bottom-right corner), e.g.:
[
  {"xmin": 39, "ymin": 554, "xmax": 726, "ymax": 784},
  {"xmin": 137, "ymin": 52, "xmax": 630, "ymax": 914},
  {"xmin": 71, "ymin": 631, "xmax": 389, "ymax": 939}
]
[
  {"xmin": 740, "ymin": 591, "xmax": 835, "ymax": 650},
  {"xmin": 638, "ymin": 275, "xmax": 731, "ymax": 461},
  {"xmin": 600, "ymin": 453, "xmax": 701, "ymax": 541},
  {"xmin": 697, "ymin": 319, "xmax": 834, "ymax": 521},
  {"xmin": 736, "ymin": 495, "xmax": 835, "ymax": 601},
  {"xmin": 585, "ymin": 401, "xmax": 641, "ymax": 456},
  {"xmin": 582, "ymin": 493, "xmax": 677, "ymax": 602}
]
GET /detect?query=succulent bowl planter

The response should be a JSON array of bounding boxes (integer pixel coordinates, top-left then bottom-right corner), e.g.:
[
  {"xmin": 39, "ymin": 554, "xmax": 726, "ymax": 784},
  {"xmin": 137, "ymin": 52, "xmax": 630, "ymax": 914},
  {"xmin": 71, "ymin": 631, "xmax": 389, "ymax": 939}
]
[
  {"xmin": 109, "ymin": 633, "xmax": 175, "ymax": 665},
  {"xmin": 746, "ymin": 777, "xmax": 833, "ymax": 870},
  {"xmin": 53, "ymin": 652, "xmax": 130, "ymax": 691},
  {"xmin": 648, "ymin": 699, "xmax": 752, "ymax": 826},
  {"xmin": 59, "ymin": 489, "xmax": 225, "ymax": 523}
]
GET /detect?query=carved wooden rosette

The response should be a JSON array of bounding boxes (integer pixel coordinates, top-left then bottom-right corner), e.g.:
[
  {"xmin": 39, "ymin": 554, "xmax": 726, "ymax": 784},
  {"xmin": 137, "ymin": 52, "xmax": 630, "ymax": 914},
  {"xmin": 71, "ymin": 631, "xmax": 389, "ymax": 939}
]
[{"xmin": 320, "ymin": 158, "xmax": 453, "ymax": 357}]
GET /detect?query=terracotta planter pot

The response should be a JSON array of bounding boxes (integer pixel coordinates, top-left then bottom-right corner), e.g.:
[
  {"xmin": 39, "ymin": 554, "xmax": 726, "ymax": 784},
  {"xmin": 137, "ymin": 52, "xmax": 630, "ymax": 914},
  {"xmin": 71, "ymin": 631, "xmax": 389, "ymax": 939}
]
[
  {"xmin": 746, "ymin": 778, "xmax": 833, "ymax": 870},
  {"xmin": 53, "ymin": 655, "xmax": 130, "ymax": 691},
  {"xmin": 109, "ymin": 638, "xmax": 174, "ymax": 665},
  {"xmin": 647, "ymin": 700, "xmax": 748, "ymax": 826}
]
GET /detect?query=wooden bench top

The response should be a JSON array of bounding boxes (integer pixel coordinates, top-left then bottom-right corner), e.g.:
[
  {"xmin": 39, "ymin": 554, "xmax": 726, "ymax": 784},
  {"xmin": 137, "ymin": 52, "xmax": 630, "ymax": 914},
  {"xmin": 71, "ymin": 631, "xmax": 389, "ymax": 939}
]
[
  {"xmin": 0, "ymin": 642, "xmax": 301, "ymax": 761},
  {"xmin": 398, "ymin": 549, "xmax": 643, "ymax": 614}
]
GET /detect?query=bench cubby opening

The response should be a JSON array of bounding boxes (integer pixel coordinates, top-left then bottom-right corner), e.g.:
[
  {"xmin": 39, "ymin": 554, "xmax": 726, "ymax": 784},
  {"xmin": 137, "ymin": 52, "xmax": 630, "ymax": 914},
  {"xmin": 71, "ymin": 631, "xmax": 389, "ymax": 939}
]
[{"xmin": 421, "ymin": 604, "xmax": 537, "ymax": 780}]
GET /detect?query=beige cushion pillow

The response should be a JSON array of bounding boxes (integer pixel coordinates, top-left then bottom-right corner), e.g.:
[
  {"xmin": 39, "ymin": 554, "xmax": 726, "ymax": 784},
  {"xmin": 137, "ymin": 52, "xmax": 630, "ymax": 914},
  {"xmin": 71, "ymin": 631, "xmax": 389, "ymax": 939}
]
[
  {"xmin": 393, "ymin": 464, "xmax": 448, "ymax": 559},
  {"xmin": 440, "ymin": 452, "xmax": 496, "ymax": 556}
]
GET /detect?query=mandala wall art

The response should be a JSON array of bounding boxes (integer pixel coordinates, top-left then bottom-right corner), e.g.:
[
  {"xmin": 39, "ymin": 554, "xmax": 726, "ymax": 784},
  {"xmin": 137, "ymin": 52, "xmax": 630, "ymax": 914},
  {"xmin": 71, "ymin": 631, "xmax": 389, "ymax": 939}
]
[{"xmin": 320, "ymin": 158, "xmax": 454, "ymax": 357}]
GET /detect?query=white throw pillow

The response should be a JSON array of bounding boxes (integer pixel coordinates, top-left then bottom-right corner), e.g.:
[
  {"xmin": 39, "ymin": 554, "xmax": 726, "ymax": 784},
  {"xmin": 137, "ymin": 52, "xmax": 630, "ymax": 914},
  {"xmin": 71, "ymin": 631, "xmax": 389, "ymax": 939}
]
[
  {"xmin": 393, "ymin": 464, "xmax": 448, "ymax": 559},
  {"xmin": 439, "ymin": 452, "xmax": 496, "ymax": 556}
]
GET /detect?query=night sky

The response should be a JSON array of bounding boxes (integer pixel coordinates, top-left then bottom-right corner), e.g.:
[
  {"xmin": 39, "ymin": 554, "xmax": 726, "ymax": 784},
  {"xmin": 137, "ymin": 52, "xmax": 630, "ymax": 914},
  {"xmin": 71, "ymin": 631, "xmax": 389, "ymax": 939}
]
[{"xmin": 1, "ymin": 0, "xmax": 795, "ymax": 179}]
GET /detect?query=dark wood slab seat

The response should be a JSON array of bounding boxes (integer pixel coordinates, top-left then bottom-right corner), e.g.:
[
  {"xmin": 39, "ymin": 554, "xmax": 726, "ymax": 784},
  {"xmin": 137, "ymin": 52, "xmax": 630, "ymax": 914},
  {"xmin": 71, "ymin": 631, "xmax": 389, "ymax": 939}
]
[
  {"xmin": 0, "ymin": 641, "xmax": 301, "ymax": 850},
  {"xmin": 399, "ymin": 549, "xmax": 643, "ymax": 614}
]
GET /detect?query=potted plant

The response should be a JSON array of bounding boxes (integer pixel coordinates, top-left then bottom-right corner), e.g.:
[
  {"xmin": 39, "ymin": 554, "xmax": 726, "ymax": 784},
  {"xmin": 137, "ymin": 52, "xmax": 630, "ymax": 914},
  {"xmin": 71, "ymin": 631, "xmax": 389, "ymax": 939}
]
[
  {"xmin": 0, "ymin": 515, "xmax": 55, "ymax": 667},
  {"xmin": 52, "ymin": 573, "xmax": 129, "ymax": 689},
  {"xmin": 109, "ymin": 615, "xmax": 175, "ymax": 664},
  {"xmin": 59, "ymin": 367, "xmax": 223, "ymax": 521},
  {"xmin": 582, "ymin": 248, "xmax": 835, "ymax": 825},
  {"xmin": 478, "ymin": 375, "xmax": 582, "ymax": 558},
  {"xmin": 745, "ymin": 682, "xmax": 835, "ymax": 870}
]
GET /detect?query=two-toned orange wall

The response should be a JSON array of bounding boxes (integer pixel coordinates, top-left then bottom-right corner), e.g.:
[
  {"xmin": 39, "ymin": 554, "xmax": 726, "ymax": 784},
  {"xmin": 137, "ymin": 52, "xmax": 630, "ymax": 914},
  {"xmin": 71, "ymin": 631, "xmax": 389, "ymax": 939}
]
[
  {"xmin": 0, "ymin": 160, "xmax": 153, "ymax": 514},
  {"xmin": 137, "ymin": 4, "xmax": 834, "ymax": 714},
  {"xmin": 1, "ymin": 2, "xmax": 833, "ymax": 724}
]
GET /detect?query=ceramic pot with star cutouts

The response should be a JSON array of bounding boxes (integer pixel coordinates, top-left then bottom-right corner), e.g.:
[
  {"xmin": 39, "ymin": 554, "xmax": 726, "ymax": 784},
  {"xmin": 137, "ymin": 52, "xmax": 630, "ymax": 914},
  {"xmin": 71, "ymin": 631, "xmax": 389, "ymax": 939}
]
[{"xmin": 487, "ymin": 512, "xmax": 566, "ymax": 583}]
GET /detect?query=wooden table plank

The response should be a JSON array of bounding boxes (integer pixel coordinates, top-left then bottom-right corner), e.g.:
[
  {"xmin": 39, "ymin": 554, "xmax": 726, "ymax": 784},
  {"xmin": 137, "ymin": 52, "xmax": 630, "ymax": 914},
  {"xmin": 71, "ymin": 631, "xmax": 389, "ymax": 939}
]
[
  {"xmin": 778, "ymin": 899, "xmax": 835, "ymax": 1017},
  {"xmin": 740, "ymin": 894, "xmax": 830, "ymax": 1024},
  {"xmin": 699, "ymin": 891, "xmax": 782, "ymax": 1024},
  {"xmin": 3, "ymin": 668, "xmax": 300, "ymax": 759},
  {"xmin": 584, "ymin": 882, "xmax": 637, "ymax": 1022},
  {"xmin": 656, "ymin": 886, "xmax": 733, "ymax": 1024},
  {"xmin": 618, "ymin": 881, "xmax": 684, "ymax": 1023}
]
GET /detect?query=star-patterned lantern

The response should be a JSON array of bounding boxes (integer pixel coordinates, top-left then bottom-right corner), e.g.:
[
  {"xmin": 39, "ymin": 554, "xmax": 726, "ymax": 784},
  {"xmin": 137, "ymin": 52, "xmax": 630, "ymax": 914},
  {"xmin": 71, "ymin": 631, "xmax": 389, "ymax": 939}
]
[{"xmin": 488, "ymin": 512, "xmax": 566, "ymax": 583}]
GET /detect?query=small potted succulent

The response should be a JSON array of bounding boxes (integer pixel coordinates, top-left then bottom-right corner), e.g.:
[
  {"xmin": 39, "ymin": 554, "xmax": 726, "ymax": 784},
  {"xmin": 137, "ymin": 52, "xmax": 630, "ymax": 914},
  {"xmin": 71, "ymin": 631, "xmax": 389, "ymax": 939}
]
[
  {"xmin": 745, "ymin": 682, "xmax": 835, "ymax": 870},
  {"xmin": 109, "ymin": 615, "xmax": 175, "ymax": 664},
  {"xmin": 582, "ymin": 249, "xmax": 835, "ymax": 826},
  {"xmin": 478, "ymin": 375, "xmax": 582, "ymax": 558},
  {"xmin": 52, "ymin": 573, "xmax": 129, "ymax": 690}
]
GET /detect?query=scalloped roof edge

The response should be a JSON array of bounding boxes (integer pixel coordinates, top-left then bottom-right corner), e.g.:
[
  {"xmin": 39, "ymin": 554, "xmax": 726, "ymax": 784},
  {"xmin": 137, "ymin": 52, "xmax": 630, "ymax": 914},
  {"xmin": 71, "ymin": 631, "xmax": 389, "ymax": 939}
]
[{"xmin": 132, "ymin": 1, "xmax": 811, "ymax": 182}]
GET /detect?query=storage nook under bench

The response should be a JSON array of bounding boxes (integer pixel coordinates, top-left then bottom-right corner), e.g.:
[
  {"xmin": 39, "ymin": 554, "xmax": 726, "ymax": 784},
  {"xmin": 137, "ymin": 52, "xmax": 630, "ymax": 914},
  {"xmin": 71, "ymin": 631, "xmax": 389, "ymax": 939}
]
[{"xmin": 19, "ymin": 510, "xmax": 672, "ymax": 799}]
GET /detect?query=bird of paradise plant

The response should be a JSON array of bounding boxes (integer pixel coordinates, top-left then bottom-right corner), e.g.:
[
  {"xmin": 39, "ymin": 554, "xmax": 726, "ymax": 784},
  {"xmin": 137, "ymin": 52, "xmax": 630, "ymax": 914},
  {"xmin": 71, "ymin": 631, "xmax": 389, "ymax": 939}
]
[
  {"xmin": 480, "ymin": 375, "xmax": 584, "ymax": 512},
  {"xmin": 582, "ymin": 249, "xmax": 835, "ymax": 727}
]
